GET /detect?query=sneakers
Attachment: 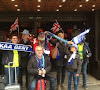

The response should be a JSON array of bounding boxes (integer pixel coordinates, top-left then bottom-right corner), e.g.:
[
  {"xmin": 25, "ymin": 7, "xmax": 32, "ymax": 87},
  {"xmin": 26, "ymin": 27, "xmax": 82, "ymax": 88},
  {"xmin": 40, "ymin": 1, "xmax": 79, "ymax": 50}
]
[
  {"xmin": 83, "ymin": 84, "xmax": 88, "ymax": 90},
  {"xmin": 61, "ymin": 84, "xmax": 67, "ymax": 90},
  {"xmin": 57, "ymin": 85, "xmax": 61, "ymax": 90}
]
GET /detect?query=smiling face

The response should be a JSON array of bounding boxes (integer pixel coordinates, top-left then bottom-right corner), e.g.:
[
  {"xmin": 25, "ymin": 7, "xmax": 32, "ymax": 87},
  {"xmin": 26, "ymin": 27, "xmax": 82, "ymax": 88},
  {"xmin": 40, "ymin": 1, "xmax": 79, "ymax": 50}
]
[
  {"xmin": 11, "ymin": 36, "xmax": 18, "ymax": 44},
  {"xmin": 58, "ymin": 33, "xmax": 64, "ymax": 39}
]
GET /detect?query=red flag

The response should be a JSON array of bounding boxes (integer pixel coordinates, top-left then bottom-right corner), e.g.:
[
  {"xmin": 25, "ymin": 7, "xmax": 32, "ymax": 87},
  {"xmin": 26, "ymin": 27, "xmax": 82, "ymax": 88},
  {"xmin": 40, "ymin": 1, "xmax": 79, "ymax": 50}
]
[
  {"xmin": 51, "ymin": 20, "xmax": 62, "ymax": 34},
  {"xmin": 10, "ymin": 18, "xmax": 19, "ymax": 32}
]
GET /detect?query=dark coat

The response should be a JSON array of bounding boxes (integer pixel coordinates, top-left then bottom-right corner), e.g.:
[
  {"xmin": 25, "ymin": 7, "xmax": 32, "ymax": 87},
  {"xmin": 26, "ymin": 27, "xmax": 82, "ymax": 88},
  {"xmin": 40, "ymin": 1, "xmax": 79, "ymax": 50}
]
[
  {"xmin": 49, "ymin": 40, "xmax": 68, "ymax": 66},
  {"xmin": 66, "ymin": 51, "xmax": 82, "ymax": 74},
  {"xmin": 82, "ymin": 41, "xmax": 92, "ymax": 63},
  {"xmin": 19, "ymin": 39, "xmax": 31, "ymax": 68},
  {"xmin": 27, "ymin": 55, "xmax": 52, "ymax": 89},
  {"xmin": 2, "ymin": 50, "xmax": 21, "ymax": 66}
]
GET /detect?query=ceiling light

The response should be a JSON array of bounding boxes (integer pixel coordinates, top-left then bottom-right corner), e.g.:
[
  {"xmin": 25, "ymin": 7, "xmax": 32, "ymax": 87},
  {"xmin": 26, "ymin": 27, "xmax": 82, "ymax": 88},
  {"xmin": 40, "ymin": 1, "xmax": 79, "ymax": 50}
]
[
  {"xmin": 74, "ymin": 9, "xmax": 77, "ymax": 12},
  {"xmin": 15, "ymin": 5, "xmax": 18, "ymax": 7},
  {"xmin": 17, "ymin": 9, "xmax": 20, "ymax": 11},
  {"xmin": 11, "ymin": 0, "xmax": 15, "ymax": 1},
  {"xmin": 92, "ymin": 9, "xmax": 95, "ymax": 11},
  {"xmin": 37, "ymin": 5, "xmax": 40, "ymax": 7},
  {"xmin": 92, "ymin": 5, "xmax": 95, "ymax": 7},
  {"xmin": 62, "ymin": 0, "xmax": 66, "ymax": 2},
  {"xmin": 38, "ymin": 0, "xmax": 41, "ymax": 2},
  {"xmin": 37, "ymin": 9, "xmax": 40, "ymax": 11},
  {"xmin": 79, "ymin": 5, "xmax": 82, "ymax": 7},
  {"xmin": 59, "ymin": 5, "xmax": 62, "ymax": 7},
  {"xmin": 56, "ymin": 9, "xmax": 59, "ymax": 11},
  {"xmin": 86, "ymin": 0, "xmax": 89, "ymax": 2}
]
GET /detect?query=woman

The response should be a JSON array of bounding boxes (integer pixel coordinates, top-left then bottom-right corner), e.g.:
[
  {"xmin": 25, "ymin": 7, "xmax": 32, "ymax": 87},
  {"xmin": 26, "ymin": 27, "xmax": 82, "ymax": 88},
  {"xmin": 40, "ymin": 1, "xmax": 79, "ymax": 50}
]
[{"xmin": 2, "ymin": 34, "xmax": 21, "ymax": 84}]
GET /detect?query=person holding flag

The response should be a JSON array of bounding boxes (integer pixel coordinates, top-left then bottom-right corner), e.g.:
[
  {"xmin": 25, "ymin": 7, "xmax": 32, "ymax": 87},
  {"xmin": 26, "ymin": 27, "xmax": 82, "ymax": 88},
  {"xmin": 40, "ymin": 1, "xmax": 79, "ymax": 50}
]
[{"xmin": 77, "ymin": 36, "xmax": 92, "ymax": 89}]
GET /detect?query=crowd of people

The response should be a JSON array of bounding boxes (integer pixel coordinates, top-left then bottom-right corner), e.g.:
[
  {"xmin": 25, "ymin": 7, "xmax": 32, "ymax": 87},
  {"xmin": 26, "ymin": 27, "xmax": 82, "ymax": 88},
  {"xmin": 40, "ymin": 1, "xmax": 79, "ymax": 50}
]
[{"xmin": 1, "ymin": 28, "xmax": 91, "ymax": 90}]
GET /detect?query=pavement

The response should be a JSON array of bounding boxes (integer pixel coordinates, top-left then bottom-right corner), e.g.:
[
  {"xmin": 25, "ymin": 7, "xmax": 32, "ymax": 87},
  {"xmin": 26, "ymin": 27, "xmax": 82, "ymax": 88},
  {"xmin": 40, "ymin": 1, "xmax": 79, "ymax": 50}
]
[{"xmin": 21, "ymin": 71, "xmax": 100, "ymax": 90}]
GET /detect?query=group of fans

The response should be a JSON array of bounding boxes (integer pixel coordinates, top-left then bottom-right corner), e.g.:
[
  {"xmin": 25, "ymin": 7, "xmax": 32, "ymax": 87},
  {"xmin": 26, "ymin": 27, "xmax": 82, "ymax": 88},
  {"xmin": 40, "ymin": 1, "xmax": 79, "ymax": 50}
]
[{"xmin": 1, "ymin": 28, "xmax": 92, "ymax": 90}]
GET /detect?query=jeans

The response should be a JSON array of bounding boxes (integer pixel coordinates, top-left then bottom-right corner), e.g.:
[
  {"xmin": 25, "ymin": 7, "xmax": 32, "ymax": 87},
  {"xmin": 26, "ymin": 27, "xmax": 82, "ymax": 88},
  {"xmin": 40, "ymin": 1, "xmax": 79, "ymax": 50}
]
[
  {"xmin": 4, "ymin": 67, "xmax": 19, "ymax": 84},
  {"xmin": 56, "ymin": 66, "xmax": 66, "ymax": 85},
  {"xmin": 68, "ymin": 71, "xmax": 78, "ymax": 90},
  {"xmin": 77, "ymin": 61, "xmax": 88, "ymax": 86},
  {"xmin": 29, "ymin": 76, "xmax": 55, "ymax": 90}
]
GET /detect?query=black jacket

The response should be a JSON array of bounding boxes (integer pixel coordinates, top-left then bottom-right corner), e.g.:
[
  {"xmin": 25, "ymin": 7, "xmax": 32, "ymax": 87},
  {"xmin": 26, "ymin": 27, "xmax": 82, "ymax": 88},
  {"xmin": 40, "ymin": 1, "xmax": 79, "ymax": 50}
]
[
  {"xmin": 49, "ymin": 39, "xmax": 68, "ymax": 66},
  {"xmin": 82, "ymin": 41, "xmax": 92, "ymax": 63},
  {"xmin": 27, "ymin": 55, "xmax": 52, "ymax": 89},
  {"xmin": 19, "ymin": 39, "xmax": 31, "ymax": 68},
  {"xmin": 2, "ymin": 50, "xmax": 21, "ymax": 66}
]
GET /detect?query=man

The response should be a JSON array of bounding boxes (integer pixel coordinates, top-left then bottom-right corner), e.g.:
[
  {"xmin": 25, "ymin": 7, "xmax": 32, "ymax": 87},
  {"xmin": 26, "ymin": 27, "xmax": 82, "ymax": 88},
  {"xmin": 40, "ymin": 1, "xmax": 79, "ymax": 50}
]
[
  {"xmin": 2, "ymin": 34, "xmax": 21, "ymax": 84},
  {"xmin": 77, "ymin": 38, "xmax": 92, "ymax": 89},
  {"xmin": 33, "ymin": 28, "xmax": 52, "ymax": 55},
  {"xmin": 27, "ymin": 46, "xmax": 55, "ymax": 90},
  {"xmin": 50, "ymin": 31, "xmax": 73, "ymax": 90},
  {"xmin": 19, "ymin": 29, "xmax": 31, "ymax": 87}
]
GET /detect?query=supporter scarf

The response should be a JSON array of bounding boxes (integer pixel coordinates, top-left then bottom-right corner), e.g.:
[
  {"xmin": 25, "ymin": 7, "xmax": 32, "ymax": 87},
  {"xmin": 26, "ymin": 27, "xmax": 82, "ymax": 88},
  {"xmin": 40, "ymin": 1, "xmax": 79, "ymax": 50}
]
[
  {"xmin": 36, "ymin": 55, "xmax": 45, "ymax": 69},
  {"xmin": 47, "ymin": 32, "xmax": 68, "ymax": 45},
  {"xmin": 68, "ymin": 52, "xmax": 76, "ymax": 65},
  {"xmin": 0, "ymin": 42, "xmax": 33, "ymax": 52}
]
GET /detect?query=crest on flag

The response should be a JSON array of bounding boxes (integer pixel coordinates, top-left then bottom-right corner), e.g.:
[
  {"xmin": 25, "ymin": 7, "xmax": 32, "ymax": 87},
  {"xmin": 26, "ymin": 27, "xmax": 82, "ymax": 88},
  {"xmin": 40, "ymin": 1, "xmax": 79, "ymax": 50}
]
[
  {"xmin": 9, "ymin": 18, "xmax": 19, "ymax": 33},
  {"xmin": 51, "ymin": 20, "xmax": 62, "ymax": 34}
]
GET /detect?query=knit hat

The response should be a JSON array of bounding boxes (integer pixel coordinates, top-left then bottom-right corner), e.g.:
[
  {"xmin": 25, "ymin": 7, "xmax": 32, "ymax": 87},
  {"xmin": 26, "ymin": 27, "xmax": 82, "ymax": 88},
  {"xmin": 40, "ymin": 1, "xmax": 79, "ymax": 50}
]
[
  {"xmin": 71, "ymin": 44, "xmax": 78, "ymax": 51},
  {"xmin": 38, "ymin": 28, "xmax": 44, "ymax": 34},
  {"xmin": 22, "ymin": 29, "xmax": 30, "ymax": 35}
]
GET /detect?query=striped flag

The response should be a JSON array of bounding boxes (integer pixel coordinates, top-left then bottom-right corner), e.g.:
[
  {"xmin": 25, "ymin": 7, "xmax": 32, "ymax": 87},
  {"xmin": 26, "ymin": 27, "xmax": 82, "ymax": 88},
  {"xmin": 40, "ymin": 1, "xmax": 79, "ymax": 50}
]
[
  {"xmin": 51, "ymin": 20, "xmax": 62, "ymax": 34},
  {"xmin": 10, "ymin": 17, "xmax": 19, "ymax": 33}
]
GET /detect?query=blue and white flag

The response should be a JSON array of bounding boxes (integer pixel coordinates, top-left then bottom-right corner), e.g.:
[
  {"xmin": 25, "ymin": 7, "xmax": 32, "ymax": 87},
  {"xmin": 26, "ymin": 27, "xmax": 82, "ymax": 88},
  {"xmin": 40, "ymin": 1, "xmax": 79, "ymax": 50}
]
[
  {"xmin": 72, "ymin": 28, "xmax": 91, "ymax": 44},
  {"xmin": 0, "ymin": 42, "xmax": 33, "ymax": 52}
]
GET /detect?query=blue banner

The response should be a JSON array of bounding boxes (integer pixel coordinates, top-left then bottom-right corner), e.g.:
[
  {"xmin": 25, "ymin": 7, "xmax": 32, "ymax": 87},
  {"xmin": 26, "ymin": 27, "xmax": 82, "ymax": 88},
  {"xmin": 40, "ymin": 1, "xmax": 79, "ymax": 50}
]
[{"xmin": 0, "ymin": 42, "xmax": 33, "ymax": 52}]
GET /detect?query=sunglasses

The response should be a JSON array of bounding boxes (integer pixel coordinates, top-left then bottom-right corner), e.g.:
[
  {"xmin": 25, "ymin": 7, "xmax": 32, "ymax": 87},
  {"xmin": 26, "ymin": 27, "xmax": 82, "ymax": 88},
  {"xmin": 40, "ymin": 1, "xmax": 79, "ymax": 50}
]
[{"xmin": 39, "ymin": 32, "xmax": 45, "ymax": 35}]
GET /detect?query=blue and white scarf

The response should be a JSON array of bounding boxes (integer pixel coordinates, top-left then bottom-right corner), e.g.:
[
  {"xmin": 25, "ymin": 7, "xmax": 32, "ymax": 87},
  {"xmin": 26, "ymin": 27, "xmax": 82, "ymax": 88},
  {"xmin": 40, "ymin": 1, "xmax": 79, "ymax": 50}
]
[
  {"xmin": 36, "ymin": 55, "xmax": 45, "ymax": 69},
  {"xmin": 68, "ymin": 52, "xmax": 76, "ymax": 65},
  {"xmin": 0, "ymin": 42, "xmax": 33, "ymax": 52}
]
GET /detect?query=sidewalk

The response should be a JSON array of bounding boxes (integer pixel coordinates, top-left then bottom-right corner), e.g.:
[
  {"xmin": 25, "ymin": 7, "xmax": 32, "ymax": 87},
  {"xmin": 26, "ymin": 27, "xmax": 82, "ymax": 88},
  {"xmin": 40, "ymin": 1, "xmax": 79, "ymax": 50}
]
[{"xmin": 21, "ymin": 72, "xmax": 100, "ymax": 90}]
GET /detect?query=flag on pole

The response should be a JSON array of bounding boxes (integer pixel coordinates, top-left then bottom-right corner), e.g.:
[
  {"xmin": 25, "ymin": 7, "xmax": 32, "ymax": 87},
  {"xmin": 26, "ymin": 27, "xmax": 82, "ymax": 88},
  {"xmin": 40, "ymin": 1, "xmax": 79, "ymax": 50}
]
[
  {"xmin": 9, "ymin": 17, "xmax": 19, "ymax": 33},
  {"xmin": 50, "ymin": 20, "xmax": 62, "ymax": 34}
]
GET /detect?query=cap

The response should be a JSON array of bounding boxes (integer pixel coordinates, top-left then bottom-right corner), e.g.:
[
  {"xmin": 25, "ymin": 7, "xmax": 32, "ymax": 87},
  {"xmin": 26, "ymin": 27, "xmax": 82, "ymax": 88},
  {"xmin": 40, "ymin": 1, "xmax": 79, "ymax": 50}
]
[
  {"xmin": 71, "ymin": 44, "xmax": 78, "ymax": 51},
  {"xmin": 22, "ymin": 29, "xmax": 30, "ymax": 35}
]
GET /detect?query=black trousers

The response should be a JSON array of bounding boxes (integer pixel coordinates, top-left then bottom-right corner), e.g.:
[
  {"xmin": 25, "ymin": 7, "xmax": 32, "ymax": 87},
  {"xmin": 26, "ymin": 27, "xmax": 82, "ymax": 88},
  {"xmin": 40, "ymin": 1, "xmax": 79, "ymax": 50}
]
[
  {"xmin": 19, "ymin": 67, "xmax": 28, "ymax": 87},
  {"xmin": 56, "ymin": 66, "xmax": 66, "ymax": 85}
]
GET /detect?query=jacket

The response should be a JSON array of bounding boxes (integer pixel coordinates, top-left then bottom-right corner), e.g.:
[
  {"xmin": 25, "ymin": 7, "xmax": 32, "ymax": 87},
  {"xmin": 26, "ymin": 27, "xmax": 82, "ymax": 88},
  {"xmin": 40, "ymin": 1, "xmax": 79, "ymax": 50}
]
[
  {"xmin": 67, "ymin": 51, "xmax": 82, "ymax": 74},
  {"xmin": 2, "ymin": 50, "xmax": 21, "ymax": 66},
  {"xmin": 82, "ymin": 41, "xmax": 92, "ymax": 63},
  {"xmin": 33, "ymin": 39, "xmax": 52, "ymax": 55},
  {"xmin": 49, "ymin": 39, "xmax": 68, "ymax": 66},
  {"xmin": 27, "ymin": 55, "xmax": 53, "ymax": 89},
  {"xmin": 19, "ymin": 39, "xmax": 31, "ymax": 68}
]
